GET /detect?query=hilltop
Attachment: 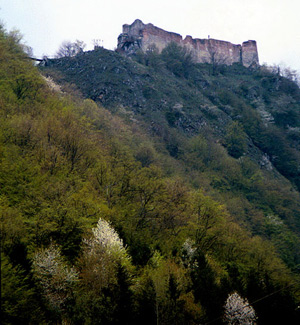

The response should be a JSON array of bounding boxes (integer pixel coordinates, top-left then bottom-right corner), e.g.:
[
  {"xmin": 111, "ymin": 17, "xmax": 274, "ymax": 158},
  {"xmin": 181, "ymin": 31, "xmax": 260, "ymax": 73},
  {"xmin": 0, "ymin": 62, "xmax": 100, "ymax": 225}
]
[{"xmin": 117, "ymin": 19, "xmax": 259, "ymax": 67}]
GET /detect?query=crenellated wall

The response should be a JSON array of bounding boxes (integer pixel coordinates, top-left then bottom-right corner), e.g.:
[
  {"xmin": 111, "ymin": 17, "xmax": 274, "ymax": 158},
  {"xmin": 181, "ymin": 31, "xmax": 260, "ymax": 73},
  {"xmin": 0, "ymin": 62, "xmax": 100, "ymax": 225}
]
[{"xmin": 117, "ymin": 19, "xmax": 259, "ymax": 68}]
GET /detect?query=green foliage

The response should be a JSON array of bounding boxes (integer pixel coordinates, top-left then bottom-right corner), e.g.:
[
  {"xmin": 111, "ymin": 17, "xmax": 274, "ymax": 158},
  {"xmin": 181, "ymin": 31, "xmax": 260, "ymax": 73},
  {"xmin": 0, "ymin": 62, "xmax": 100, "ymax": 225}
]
[
  {"xmin": 161, "ymin": 42, "xmax": 193, "ymax": 78},
  {"xmin": 1, "ymin": 23, "xmax": 300, "ymax": 324},
  {"xmin": 1, "ymin": 252, "xmax": 43, "ymax": 324},
  {"xmin": 134, "ymin": 44, "xmax": 164, "ymax": 70},
  {"xmin": 224, "ymin": 121, "xmax": 248, "ymax": 158}
]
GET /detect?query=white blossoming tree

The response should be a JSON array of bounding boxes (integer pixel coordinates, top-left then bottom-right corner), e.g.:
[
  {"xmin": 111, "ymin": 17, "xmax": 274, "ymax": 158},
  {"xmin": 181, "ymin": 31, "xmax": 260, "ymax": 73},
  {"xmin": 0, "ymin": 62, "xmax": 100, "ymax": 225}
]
[
  {"xmin": 83, "ymin": 217, "xmax": 130, "ymax": 265},
  {"xmin": 76, "ymin": 218, "xmax": 134, "ymax": 322},
  {"xmin": 224, "ymin": 292, "xmax": 257, "ymax": 325},
  {"xmin": 182, "ymin": 238, "xmax": 196, "ymax": 267},
  {"xmin": 79, "ymin": 217, "xmax": 132, "ymax": 293},
  {"xmin": 32, "ymin": 243, "xmax": 78, "ymax": 310}
]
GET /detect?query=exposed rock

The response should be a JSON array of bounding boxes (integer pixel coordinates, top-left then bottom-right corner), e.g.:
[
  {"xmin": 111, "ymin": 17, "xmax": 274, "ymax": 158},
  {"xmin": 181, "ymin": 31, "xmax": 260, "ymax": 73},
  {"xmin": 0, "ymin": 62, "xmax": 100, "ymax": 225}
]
[
  {"xmin": 260, "ymin": 153, "xmax": 273, "ymax": 170},
  {"xmin": 252, "ymin": 99, "xmax": 275, "ymax": 125},
  {"xmin": 117, "ymin": 19, "xmax": 259, "ymax": 68}
]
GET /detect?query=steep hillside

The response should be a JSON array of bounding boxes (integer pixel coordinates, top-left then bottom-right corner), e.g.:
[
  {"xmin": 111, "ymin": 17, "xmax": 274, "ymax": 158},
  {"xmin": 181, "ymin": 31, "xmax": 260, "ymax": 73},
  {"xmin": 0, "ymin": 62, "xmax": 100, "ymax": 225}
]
[
  {"xmin": 42, "ymin": 46, "xmax": 300, "ymax": 188},
  {"xmin": 1, "ymin": 25, "xmax": 300, "ymax": 324},
  {"xmin": 42, "ymin": 45, "xmax": 300, "ymax": 268}
]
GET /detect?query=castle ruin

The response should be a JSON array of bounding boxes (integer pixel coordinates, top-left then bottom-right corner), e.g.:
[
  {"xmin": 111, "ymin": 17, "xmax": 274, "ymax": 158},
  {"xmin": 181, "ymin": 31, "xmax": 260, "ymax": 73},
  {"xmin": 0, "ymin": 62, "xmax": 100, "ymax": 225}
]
[{"xmin": 117, "ymin": 19, "xmax": 259, "ymax": 68}]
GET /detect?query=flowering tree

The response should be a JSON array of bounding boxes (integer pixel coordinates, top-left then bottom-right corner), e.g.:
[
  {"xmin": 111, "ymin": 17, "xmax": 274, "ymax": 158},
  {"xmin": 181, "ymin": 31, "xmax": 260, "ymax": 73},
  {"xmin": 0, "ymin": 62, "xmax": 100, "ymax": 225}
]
[
  {"xmin": 224, "ymin": 292, "xmax": 257, "ymax": 324},
  {"xmin": 32, "ymin": 243, "xmax": 78, "ymax": 310},
  {"xmin": 76, "ymin": 218, "xmax": 134, "ymax": 322},
  {"xmin": 79, "ymin": 217, "xmax": 132, "ymax": 293},
  {"xmin": 84, "ymin": 217, "xmax": 130, "ymax": 266},
  {"xmin": 182, "ymin": 238, "xmax": 196, "ymax": 267}
]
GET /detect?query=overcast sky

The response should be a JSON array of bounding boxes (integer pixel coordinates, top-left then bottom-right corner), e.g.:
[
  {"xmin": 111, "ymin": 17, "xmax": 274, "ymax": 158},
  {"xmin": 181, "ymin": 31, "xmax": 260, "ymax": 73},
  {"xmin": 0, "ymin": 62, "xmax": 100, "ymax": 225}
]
[{"xmin": 1, "ymin": 0, "xmax": 300, "ymax": 72}]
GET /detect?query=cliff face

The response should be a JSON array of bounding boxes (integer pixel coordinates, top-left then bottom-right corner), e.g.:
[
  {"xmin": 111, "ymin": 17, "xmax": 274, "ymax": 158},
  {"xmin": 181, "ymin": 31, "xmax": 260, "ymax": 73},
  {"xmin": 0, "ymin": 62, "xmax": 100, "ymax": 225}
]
[{"xmin": 117, "ymin": 19, "xmax": 259, "ymax": 68}]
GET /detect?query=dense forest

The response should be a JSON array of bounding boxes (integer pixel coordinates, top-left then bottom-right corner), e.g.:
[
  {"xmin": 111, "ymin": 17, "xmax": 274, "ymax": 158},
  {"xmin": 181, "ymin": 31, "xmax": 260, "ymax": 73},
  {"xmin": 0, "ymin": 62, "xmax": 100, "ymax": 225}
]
[{"xmin": 1, "ymin": 26, "xmax": 300, "ymax": 324}]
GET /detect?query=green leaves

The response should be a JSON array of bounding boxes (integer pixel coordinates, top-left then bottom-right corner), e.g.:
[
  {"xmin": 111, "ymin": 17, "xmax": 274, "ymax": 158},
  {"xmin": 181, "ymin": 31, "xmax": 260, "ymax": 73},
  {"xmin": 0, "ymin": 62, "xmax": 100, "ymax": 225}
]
[
  {"xmin": 161, "ymin": 42, "xmax": 193, "ymax": 78},
  {"xmin": 224, "ymin": 121, "xmax": 248, "ymax": 158},
  {"xmin": 1, "ymin": 254, "xmax": 38, "ymax": 323}
]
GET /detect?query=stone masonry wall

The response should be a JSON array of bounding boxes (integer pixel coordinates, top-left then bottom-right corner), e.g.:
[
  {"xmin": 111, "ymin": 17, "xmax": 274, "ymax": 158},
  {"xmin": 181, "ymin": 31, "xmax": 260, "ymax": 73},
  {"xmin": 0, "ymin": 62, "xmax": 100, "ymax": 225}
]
[{"xmin": 117, "ymin": 19, "xmax": 259, "ymax": 68}]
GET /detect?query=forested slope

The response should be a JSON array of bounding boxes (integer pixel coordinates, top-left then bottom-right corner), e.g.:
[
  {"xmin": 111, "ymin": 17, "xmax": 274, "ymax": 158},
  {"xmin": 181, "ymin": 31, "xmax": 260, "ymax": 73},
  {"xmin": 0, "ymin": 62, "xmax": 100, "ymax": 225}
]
[
  {"xmin": 1, "ymin": 27, "xmax": 300, "ymax": 324},
  {"xmin": 43, "ymin": 44, "xmax": 300, "ymax": 270}
]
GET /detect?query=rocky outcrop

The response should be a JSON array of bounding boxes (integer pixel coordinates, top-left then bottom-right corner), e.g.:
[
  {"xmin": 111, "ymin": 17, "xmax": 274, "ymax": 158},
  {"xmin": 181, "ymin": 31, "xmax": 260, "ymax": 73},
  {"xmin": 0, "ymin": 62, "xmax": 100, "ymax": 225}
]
[{"xmin": 117, "ymin": 19, "xmax": 259, "ymax": 68}]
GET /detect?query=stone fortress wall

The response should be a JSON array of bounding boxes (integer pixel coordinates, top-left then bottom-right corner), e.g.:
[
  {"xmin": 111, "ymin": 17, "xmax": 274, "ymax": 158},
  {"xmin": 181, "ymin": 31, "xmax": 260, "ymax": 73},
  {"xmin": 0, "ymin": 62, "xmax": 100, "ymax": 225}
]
[{"xmin": 117, "ymin": 19, "xmax": 259, "ymax": 68}]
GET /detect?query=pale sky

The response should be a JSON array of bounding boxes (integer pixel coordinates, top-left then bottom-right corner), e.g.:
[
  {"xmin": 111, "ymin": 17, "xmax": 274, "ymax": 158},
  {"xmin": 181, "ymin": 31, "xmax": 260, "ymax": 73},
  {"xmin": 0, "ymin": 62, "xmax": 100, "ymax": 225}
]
[{"xmin": 1, "ymin": 0, "xmax": 300, "ymax": 72}]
